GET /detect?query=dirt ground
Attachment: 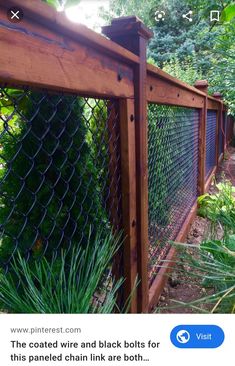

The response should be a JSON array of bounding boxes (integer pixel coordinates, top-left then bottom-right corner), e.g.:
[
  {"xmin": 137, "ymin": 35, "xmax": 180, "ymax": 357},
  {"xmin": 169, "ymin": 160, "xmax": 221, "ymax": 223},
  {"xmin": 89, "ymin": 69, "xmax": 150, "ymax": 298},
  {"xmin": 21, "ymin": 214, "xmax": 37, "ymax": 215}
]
[{"xmin": 155, "ymin": 147, "xmax": 235, "ymax": 313}]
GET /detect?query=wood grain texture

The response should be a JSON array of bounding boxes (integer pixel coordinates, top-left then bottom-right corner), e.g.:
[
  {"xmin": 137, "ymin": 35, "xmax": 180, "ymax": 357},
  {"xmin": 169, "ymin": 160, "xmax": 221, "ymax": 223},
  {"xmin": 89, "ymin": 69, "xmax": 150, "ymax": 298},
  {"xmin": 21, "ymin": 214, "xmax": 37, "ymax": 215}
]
[
  {"xmin": 0, "ymin": 9, "xmax": 134, "ymax": 98},
  {"xmin": 103, "ymin": 18, "xmax": 151, "ymax": 313},
  {"xmin": 134, "ymin": 37, "xmax": 150, "ymax": 314},
  {"xmin": 0, "ymin": 0, "xmax": 139, "ymax": 66},
  {"xmin": 119, "ymin": 98, "xmax": 138, "ymax": 313},
  {"xmin": 147, "ymin": 74, "xmax": 204, "ymax": 108},
  {"xmin": 207, "ymin": 99, "xmax": 220, "ymax": 110},
  {"xmin": 147, "ymin": 64, "xmax": 206, "ymax": 96}
]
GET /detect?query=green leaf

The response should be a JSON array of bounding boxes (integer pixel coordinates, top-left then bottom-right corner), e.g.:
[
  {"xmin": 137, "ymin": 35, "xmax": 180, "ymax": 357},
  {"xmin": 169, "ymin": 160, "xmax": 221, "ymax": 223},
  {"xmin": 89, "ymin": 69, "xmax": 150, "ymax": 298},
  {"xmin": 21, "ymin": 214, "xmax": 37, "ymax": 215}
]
[
  {"xmin": 197, "ymin": 194, "xmax": 210, "ymax": 204},
  {"xmin": 64, "ymin": 0, "xmax": 81, "ymax": 8},
  {"xmin": 42, "ymin": 0, "xmax": 61, "ymax": 9},
  {"xmin": 227, "ymin": 235, "xmax": 235, "ymax": 251},
  {"xmin": 221, "ymin": 4, "xmax": 235, "ymax": 22}
]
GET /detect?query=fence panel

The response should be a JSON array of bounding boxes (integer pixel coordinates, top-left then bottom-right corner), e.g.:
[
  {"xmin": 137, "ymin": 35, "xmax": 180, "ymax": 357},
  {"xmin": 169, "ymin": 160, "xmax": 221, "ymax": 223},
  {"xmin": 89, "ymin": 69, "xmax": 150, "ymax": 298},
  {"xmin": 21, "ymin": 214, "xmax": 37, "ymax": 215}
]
[
  {"xmin": 0, "ymin": 3, "xmax": 232, "ymax": 312},
  {"xmin": 0, "ymin": 84, "xmax": 123, "ymax": 308},
  {"xmin": 226, "ymin": 115, "xmax": 234, "ymax": 145},
  {"xmin": 205, "ymin": 110, "xmax": 217, "ymax": 180},
  {"xmin": 147, "ymin": 104, "xmax": 200, "ymax": 285},
  {"xmin": 218, "ymin": 112, "xmax": 225, "ymax": 157}
]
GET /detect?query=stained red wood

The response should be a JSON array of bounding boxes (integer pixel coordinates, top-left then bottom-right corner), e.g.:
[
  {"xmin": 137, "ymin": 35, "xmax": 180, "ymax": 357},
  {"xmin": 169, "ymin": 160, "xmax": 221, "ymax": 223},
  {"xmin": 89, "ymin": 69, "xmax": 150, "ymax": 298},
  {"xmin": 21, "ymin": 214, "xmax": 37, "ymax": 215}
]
[
  {"xmin": 134, "ymin": 38, "xmax": 150, "ymax": 314},
  {"xmin": 207, "ymin": 99, "xmax": 220, "ymax": 110},
  {"xmin": 0, "ymin": 0, "xmax": 139, "ymax": 66},
  {"xmin": 198, "ymin": 98, "xmax": 207, "ymax": 195},
  {"xmin": 0, "ymin": 8, "xmax": 134, "ymax": 98},
  {"xmin": 119, "ymin": 98, "xmax": 138, "ymax": 313},
  {"xmin": 147, "ymin": 65, "xmax": 206, "ymax": 96},
  {"xmin": 0, "ymin": 3, "xmax": 229, "ymax": 313},
  {"xmin": 103, "ymin": 17, "xmax": 151, "ymax": 313},
  {"xmin": 194, "ymin": 80, "xmax": 208, "ymax": 195},
  {"xmin": 147, "ymin": 74, "xmax": 204, "ymax": 108},
  {"xmin": 215, "ymin": 110, "xmax": 220, "ymax": 166}
]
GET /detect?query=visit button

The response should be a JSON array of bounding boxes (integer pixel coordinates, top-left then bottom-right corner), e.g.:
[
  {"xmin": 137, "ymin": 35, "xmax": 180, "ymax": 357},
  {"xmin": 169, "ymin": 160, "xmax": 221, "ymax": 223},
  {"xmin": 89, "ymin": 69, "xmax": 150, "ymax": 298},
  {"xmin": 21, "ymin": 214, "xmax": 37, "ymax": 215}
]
[{"xmin": 170, "ymin": 325, "xmax": 224, "ymax": 348}]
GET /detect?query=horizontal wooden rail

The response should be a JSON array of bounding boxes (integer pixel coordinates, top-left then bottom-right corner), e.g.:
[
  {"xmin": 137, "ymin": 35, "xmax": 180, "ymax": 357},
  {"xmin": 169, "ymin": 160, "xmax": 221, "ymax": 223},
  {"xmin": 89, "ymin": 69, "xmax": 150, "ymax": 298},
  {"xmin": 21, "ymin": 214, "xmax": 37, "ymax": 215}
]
[
  {"xmin": 0, "ymin": 2, "xmax": 231, "ymax": 314},
  {"xmin": 146, "ymin": 66, "xmax": 224, "ymax": 110},
  {"xmin": 0, "ymin": 0, "xmax": 139, "ymax": 66},
  {"xmin": 207, "ymin": 98, "xmax": 220, "ymax": 110},
  {"xmin": 147, "ymin": 64, "xmax": 205, "ymax": 97},
  {"xmin": 0, "ymin": 5, "xmax": 134, "ymax": 98},
  {"xmin": 147, "ymin": 73, "xmax": 204, "ymax": 108}
]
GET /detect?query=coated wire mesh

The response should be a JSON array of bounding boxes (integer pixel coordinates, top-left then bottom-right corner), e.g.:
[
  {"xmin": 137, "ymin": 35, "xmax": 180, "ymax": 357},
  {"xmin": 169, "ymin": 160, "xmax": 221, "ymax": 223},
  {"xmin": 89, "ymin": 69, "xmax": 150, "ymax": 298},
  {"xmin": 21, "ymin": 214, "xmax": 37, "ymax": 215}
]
[
  {"xmin": 205, "ymin": 110, "xmax": 217, "ymax": 179},
  {"xmin": 0, "ymin": 85, "xmax": 123, "ymax": 308},
  {"xmin": 219, "ymin": 113, "xmax": 225, "ymax": 157},
  {"xmin": 226, "ymin": 114, "xmax": 234, "ymax": 144},
  {"xmin": 148, "ymin": 104, "xmax": 199, "ymax": 285},
  {"xmin": 224, "ymin": 112, "xmax": 228, "ymax": 144}
]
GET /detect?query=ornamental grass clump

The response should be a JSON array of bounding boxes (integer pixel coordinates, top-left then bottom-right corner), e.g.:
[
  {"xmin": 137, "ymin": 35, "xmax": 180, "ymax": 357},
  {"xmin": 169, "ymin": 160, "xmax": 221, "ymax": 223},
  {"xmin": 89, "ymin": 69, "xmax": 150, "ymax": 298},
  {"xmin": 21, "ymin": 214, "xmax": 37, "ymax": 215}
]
[
  {"xmin": 167, "ymin": 241, "xmax": 235, "ymax": 313},
  {"xmin": 0, "ymin": 230, "xmax": 124, "ymax": 314},
  {"xmin": 160, "ymin": 180, "xmax": 235, "ymax": 313}
]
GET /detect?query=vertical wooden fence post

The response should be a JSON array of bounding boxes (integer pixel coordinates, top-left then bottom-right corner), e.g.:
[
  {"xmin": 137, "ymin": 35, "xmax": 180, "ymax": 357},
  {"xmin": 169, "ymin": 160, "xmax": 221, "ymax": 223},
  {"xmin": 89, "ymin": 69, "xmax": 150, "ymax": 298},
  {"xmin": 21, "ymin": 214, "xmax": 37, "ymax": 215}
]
[
  {"xmin": 213, "ymin": 92, "xmax": 223, "ymax": 164},
  {"xmin": 194, "ymin": 80, "xmax": 208, "ymax": 195},
  {"xmin": 119, "ymin": 98, "xmax": 138, "ymax": 313},
  {"xmin": 103, "ymin": 17, "xmax": 153, "ymax": 313}
]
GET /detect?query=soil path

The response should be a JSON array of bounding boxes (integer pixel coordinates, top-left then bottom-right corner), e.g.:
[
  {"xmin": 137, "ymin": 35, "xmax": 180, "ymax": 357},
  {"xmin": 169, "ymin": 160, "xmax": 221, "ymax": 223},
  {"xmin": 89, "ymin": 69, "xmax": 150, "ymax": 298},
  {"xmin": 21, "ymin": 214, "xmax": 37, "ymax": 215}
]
[{"xmin": 156, "ymin": 147, "xmax": 235, "ymax": 313}]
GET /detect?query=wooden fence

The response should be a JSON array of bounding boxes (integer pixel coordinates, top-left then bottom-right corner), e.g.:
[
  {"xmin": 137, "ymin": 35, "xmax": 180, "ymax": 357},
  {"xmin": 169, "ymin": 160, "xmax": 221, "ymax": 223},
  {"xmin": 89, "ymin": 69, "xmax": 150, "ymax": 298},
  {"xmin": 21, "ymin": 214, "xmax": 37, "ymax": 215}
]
[{"xmin": 0, "ymin": 0, "xmax": 234, "ymax": 313}]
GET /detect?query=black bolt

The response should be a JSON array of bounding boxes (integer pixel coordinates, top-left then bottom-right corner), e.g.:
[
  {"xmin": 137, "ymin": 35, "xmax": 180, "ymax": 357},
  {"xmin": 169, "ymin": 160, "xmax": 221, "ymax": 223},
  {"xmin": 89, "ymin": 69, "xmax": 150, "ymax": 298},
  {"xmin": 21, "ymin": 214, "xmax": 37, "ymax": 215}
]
[{"xmin": 117, "ymin": 73, "xmax": 122, "ymax": 81}]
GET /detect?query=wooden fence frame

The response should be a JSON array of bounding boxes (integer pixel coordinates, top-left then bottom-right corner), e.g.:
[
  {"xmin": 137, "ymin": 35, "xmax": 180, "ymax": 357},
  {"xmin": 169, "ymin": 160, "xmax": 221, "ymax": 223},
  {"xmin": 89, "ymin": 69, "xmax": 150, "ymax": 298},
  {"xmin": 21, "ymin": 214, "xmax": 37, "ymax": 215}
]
[{"xmin": 0, "ymin": 0, "xmax": 233, "ymax": 313}]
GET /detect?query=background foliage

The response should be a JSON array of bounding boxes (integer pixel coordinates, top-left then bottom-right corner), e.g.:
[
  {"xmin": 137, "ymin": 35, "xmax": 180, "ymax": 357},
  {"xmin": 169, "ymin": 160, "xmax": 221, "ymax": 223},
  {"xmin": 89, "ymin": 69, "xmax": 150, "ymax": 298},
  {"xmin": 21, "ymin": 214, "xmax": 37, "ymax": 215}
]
[
  {"xmin": 41, "ymin": 0, "xmax": 235, "ymax": 113},
  {"xmin": 105, "ymin": 0, "xmax": 235, "ymax": 115}
]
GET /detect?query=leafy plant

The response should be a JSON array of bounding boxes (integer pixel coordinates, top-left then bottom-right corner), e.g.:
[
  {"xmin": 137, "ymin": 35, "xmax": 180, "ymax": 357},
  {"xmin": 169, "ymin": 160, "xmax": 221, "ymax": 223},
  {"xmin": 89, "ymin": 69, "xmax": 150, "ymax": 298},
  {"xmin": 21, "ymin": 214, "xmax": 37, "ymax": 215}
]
[
  {"xmin": 221, "ymin": 3, "xmax": 235, "ymax": 22},
  {"xmin": 0, "ymin": 229, "xmax": 125, "ymax": 313},
  {"xmin": 163, "ymin": 55, "xmax": 203, "ymax": 85},
  {"xmin": 197, "ymin": 180, "xmax": 235, "ymax": 237}
]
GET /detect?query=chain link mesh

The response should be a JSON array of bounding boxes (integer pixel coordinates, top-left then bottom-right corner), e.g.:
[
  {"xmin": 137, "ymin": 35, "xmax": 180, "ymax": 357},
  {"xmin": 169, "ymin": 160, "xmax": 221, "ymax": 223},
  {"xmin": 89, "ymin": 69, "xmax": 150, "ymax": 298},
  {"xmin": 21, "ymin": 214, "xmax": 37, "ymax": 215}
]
[
  {"xmin": 148, "ymin": 104, "xmax": 199, "ymax": 285},
  {"xmin": 0, "ymin": 85, "xmax": 123, "ymax": 307},
  {"xmin": 205, "ymin": 110, "xmax": 217, "ymax": 179},
  {"xmin": 226, "ymin": 114, "xmax": 234, "ymax": 144},
  {"xmin": 219, "ymin": 112, "xmax": 225, "ymax": 157},
  {"xmin": 223, "ymin": 112, "xmax": 228, "ymax": 144}
]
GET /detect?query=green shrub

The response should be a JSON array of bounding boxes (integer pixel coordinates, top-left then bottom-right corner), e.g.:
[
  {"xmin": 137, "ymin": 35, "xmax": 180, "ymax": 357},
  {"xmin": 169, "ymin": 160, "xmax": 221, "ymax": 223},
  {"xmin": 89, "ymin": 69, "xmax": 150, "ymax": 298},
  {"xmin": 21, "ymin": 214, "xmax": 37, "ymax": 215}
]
[{"xmin": 0, "ymin": 90, "xmax": 108, "ymax": 264}]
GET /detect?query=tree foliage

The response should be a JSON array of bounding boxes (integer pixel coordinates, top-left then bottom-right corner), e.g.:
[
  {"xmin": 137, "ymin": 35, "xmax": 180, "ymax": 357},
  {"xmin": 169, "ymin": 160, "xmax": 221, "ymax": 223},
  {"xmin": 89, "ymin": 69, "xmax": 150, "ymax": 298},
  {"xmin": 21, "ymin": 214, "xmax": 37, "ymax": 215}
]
[
  {"xmin": 41, "ymin": 0, "xmax": 81, "ymax": 10},
  {"xmin": 106, "ymin": 0, "xmax": 235, "ymax": 115}
]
